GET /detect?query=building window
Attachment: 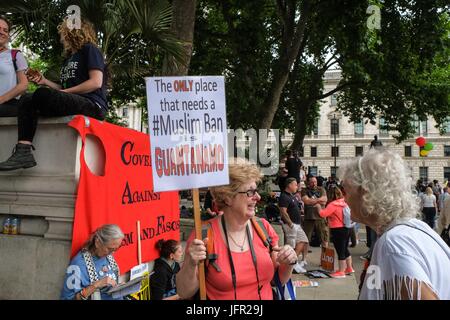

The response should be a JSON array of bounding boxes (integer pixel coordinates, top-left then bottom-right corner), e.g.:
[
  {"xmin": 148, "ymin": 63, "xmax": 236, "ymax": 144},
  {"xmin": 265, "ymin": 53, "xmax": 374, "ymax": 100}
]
[
  {"xmin": 331, "ymin": 146, "xmax": 339, "ymax": 157},
  {"xmin": 411, "ymin": 116, "xmax": 428, "ymax": 136},
  {"xmin": 444, "ymin": 117, "xmax": 450, "ymax": 135},
  {"xmin": 445, "ymin": 146, "xmax": 450, "ymax": 157},
  {"xmin": 310, "ymin": 146, "xmax": 317, "ymax": 157},
  {"xmin": 420, "ymin": 121, "xmax": 428, "ymax": 135},
  {"xmin": 354, "ymin": 120, "xmax": 364, "ymax": 137},
  {"xmin": 379, "ymin": 117, "xmax": 389, "ymax": 137},
  {"xmin": 445, "ymin": 167, "xmax": 450, "ymax": 181},
  {"xmin": 331, "ymin": 94, "xmax": 338, "ymax": 106},
  {"xmin": 309, "ymin": 166, "xmax": 318, "ymax": 177},
  {"xmin": 313, "ymin": 120, "xmax": 319, "ymax": 137},
  {"xmin": 405, "ymin": 146, "xmax": 412, "ymax": 157},
  {"xmin": 379, "ymin": 118, "xmax": 389, "ymax": 137},
  {"xmin": 419, "ymin": 167, "xmax": 428, "ymax": 183},
  {"xmin": 330, "ymin": 118, "xmax": 339, "ymax": 135},
  {"xmin": 122, "ymin": 107, "xmax": 129, "ymax": 118},
  {"xmin": 330, "ymin": 166, "xmax": 339, "ymax": 176},
  {"xmin": 355, "ymin": 146, "xmax": 364, "ymax": 157}
]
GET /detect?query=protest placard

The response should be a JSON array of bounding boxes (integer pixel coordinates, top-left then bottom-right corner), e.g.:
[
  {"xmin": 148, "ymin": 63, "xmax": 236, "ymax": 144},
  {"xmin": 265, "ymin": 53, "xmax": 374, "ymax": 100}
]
[{"xmin": 146, "ymin": 76, "xmax": 229, "ymax": 192}]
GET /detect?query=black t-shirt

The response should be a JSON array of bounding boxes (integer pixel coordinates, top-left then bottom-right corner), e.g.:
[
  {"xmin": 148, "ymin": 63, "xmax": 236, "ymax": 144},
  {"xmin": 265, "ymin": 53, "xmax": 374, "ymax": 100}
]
[
  {"xmin": 301, "ymin": 187, "xmax": 326, "ymax": 220},
  {"xmin": 60, "ymin": 43, "xmax": 108, "ymax": 109},
  {"xmin": 285, "ymin": 157, "xmax": 302, "ymax": 180},
  {"xmin": 278, "ymin": 191, "xmax": 301, "ymax": 224}
]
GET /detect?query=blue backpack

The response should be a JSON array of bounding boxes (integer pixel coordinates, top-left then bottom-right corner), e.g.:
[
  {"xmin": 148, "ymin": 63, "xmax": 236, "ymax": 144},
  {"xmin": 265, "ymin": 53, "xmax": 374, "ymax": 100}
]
[{"xmin": 343, "ymin": 206, "xmax": 355, "ymax": 228}]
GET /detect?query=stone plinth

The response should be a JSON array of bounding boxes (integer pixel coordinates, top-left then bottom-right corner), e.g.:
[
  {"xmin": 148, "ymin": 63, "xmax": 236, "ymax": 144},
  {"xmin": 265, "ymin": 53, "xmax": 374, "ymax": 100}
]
[{"xmin": 0, "ymin": 116, "xmax": 84, "ymax": 299}]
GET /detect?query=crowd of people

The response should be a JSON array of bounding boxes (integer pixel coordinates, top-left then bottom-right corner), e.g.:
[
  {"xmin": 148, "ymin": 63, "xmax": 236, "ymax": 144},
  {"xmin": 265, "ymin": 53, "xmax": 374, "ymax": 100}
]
[
  {"xmin": 4, "ymin": 14, "xmax": 448, "ymax": 301},
  {"xmin": 59, "ymin": 148, "xmax": 450, "ymax": 300}
]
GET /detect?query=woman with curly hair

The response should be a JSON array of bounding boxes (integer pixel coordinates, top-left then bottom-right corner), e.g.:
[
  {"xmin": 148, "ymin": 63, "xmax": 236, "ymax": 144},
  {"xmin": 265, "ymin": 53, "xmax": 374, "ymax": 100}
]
[
  {"xmin": 339, "ymin": 148, "xmax": 450, "ymax": 300},
  {"xmin": 0, "ymin": 17, "xmax": 107, "ymax": 171}
]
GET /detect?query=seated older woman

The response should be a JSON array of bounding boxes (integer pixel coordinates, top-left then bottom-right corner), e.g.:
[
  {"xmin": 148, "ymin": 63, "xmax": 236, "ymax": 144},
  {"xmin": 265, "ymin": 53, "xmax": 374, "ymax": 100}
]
[
  {"xmin": 177, "ymin": 158, "xmax": 297, "ymax": 300},
  {"xmin": 61, "ymin": 224, "xmax": 124, "ymax": 300},
  {"xmin": 339, "ymin": 148, "xmax": 450, "ymax": 300}
]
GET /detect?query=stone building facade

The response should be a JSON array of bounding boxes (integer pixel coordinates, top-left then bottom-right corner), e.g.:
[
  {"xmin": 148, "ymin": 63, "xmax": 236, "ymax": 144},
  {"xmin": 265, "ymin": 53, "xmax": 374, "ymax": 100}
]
[{"xmin": 295, "ymin": 70, "xmax": 450, "ymax": 184}]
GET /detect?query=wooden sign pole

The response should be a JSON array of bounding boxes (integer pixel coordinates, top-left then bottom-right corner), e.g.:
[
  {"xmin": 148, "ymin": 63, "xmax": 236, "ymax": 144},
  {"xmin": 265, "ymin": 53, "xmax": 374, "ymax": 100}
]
[
  {"xmin": 192, "ymin": 188, "xmax": 206, "ymax": 300},
  {"xmin": 137, "ymin": 220, "xmax": 142, "ymax": 265}
]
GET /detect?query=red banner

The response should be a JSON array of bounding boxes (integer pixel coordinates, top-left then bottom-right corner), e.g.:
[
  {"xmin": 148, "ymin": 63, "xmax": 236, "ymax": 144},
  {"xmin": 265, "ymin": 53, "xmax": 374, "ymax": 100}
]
[{"xmin": 69, "ymin": 116, "xmax": 179, "ymax": 274}]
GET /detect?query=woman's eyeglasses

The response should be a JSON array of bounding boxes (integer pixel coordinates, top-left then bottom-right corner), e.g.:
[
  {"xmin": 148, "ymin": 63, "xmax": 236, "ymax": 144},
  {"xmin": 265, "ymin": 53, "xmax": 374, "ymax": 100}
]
[
  {"xmin": 238, "ymin": 189, "xmax": 259, "ymax": 197},
  {"xmin": 105, "ymin": 244, "xmax": 121, "ymax": 253}
]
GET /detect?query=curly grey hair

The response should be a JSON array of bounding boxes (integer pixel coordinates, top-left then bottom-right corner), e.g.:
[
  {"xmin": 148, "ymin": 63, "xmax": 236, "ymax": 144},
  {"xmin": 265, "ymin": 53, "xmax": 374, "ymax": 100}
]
[{"xmin": 338, "ymin": 147, "xmax": 420, "ymax": 229}]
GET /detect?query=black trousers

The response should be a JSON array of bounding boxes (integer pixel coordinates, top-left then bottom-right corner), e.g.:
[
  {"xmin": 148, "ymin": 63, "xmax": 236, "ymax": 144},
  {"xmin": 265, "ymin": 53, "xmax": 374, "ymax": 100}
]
[
  {"xmin": 422, "ymin": 207, "xmax": 436, "ymax": 229},
  {"xmin": 0, "ymin": 99, "xmax": 19, "ymax": 117},
  {"xmin": 330, "ymin": 227, "xmax": 351, "ymax": 260},
  {"xmin": 18, "ymin": 88, "xmax": 106, "ymax": 142}
]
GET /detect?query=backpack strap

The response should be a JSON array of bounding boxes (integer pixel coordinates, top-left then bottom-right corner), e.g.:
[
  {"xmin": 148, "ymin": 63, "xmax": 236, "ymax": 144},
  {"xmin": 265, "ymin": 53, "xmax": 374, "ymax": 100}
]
[
  {"xmin": 201, "ymin": 217, "xmax": 273, "ymax": 273},
  {"xmin": 250, "ymin": 217, "xmax": 273, "ymax": 253},
  {"xmin": 11, "ymin": 49, "xmax": 20, "ymax": 71},
  {"xmin": 201, "ymin": 221, "xmax": 221, "ymax": 272}
]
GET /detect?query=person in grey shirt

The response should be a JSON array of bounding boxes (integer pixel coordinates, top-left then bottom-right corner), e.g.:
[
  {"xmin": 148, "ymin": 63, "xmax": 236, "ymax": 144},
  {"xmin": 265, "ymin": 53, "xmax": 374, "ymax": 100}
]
[{"xmin": 0, "ymin": 16, "xmax": 28, "ymax": 116}]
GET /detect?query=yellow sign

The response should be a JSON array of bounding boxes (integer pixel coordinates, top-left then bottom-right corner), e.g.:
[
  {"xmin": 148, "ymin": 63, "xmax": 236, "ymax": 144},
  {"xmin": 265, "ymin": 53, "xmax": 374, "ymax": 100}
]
[{"xmin": 129, "ymin": 272, "xmax": 150, "ymax": 300}]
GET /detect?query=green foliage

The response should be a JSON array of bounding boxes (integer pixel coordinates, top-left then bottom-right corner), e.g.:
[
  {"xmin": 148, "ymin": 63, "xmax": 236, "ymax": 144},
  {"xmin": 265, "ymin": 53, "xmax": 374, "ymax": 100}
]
[
  {"xmin": 191, "ymin": 0, "xmax": 277, "ymax": 129},
  {"xmin": 1, "ymin": 0, "xmax": 184, "ymax": 111},
  {"xmin": 191, "ymin": 0, "xmax": 449, "ymax": 144}
]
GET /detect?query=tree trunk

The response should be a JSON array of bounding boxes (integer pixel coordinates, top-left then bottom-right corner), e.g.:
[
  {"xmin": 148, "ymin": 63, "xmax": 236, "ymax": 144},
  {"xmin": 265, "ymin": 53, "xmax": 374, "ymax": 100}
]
[
  {"xmin": 258, "ymin": 2, "xmax": 311, "ymax": 129},
  {"xmin": 162, "ymin": 0, "xmax": 197, "ymax": 76},
  {"xmin": 291, "ymin": 100, "xmax": 313, "ymax": 150}
]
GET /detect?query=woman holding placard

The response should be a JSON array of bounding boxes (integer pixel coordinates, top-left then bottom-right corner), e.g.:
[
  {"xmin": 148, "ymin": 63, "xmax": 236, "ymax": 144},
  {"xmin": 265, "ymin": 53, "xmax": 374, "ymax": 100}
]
[{"xmin": 177, "ymin": 158, "xmax": 297, "ymax": 300}]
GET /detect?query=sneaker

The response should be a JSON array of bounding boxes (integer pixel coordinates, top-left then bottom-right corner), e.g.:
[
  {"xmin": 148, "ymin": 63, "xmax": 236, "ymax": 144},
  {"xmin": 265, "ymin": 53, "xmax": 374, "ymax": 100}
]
[
  {"xmin": 293, "ymin": 262, "xmax": 307, "ymax": 274},
  {"xmin": 299, "ymin": 260, "xmax": 308, "ymax": 267},
  {"xmin": 330, "ymin": 271, "xmax": 346, "ymax": 278},
  {"xmin": 345, "ymin": 267, "xmax": 355, "ymax": 274}
]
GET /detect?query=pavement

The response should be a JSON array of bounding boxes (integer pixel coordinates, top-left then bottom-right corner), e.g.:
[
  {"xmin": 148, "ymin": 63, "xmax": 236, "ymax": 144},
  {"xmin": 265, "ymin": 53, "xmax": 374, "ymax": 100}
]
[
  {"xmin": 180, "ymin": 226, "xmax": 370, "ymax": 300},
  {"xmin": 292, "ymin": 240, "xmax": 367, "ymax": 300}
]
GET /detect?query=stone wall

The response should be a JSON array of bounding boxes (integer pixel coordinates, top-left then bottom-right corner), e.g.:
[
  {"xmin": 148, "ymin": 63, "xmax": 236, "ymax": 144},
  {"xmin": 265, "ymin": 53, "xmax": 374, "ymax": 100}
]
[{"xmin": 0, "ymin": 116, "xmax": 84, "ymax": 299}]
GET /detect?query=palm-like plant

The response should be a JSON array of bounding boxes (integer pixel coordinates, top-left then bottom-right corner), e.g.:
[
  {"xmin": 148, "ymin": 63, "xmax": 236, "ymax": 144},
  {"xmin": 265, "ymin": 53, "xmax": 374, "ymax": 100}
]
[{"xmin": 0, "ymin": 0, "xmax": 184, "ymax": 98}]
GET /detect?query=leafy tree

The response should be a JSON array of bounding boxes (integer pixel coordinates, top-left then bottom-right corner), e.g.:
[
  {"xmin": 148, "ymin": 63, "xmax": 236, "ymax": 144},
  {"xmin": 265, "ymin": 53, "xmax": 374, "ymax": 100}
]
[
  {"xmin": 1, "ymin": 0, "xmax": 185, "ymax": 107},
  {"xmin": 190, "ymin": 0, "xmax": 449, "ymax": 148}
]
